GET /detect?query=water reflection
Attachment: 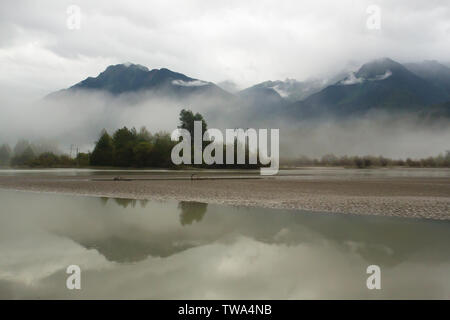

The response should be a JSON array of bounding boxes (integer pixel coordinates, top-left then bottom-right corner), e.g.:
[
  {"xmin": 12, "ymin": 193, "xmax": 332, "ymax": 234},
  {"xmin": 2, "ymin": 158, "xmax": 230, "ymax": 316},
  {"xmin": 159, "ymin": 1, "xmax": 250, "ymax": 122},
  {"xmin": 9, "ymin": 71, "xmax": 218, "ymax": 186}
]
[
  {"xmin": 0, "ymin": 190, "xmax": 449, "ymax": 299},
  {"xmin": 179, "ymin": 201, "xmax": 208, "ymax": 226}
]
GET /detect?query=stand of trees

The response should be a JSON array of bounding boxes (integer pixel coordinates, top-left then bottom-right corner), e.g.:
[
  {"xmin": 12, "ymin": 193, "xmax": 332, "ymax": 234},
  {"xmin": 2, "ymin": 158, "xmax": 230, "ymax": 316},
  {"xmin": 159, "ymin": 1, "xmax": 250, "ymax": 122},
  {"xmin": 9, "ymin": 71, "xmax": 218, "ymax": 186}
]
[
  {"xmin": 88, "ymin": 109, "xmax": 262, "ymax": 169},
  {"xmin": 90, "ymin": 127, "xmax": 175, "ymax": 168},
  {"xmin": 0, "ymin": 140, "xmax": 80, "ymax": 168},
  {"xmin": 2, "ymin": 109, "xmax": 449, "ymax": 169}
]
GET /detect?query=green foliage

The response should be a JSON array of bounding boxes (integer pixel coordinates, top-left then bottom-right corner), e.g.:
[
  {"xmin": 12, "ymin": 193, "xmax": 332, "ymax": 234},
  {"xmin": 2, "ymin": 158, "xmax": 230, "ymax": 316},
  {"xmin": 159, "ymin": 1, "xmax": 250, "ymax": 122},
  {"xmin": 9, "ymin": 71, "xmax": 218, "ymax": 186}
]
[
  {"xmin": 59, "ymin": 154, "xmax": 74, "ymax": 166},
  {"xmin": 2, "ymin": 139, "xmax": 75, "ymax": 168},
  {"xmin": 284, "ymin": 152, "xmax": 450, "ymax": 168},
  {"xmin": 136, "ymin": 126, "xmax": 152, "ymax": 142},
  {"xmin": 88, "ymin": 126, "xmax": 175, "ymax": 168},
  {"xmin": 27, "ymin": 152, "xmax": 76, "ymax": 167},
  {"xmin": 178, "ymin": 109, "xmax": 207, "ymax": 137},
  {"xmin": 112, "ymin": 127, "xmax": 136, "ymax": 166},
  {"xmin": 90, "ymin": 130, "xmax": 114, "ymax": 166},
  {"xmin": 87, "ymin": 110, "xmax": 208, "ymax": 168},
  {"xmin": 149, "ymin": 132, "xmax": 176, "ymax": 167},
  {"xmin": 133, "ymin": 141, "xmax": 153, "ymax": 167},
  {"xmin": 30, "ymin": 152, "xmax": 59, "ymax": 167},
  {"xmin": 76, "ymin": 152, "xmax": 90, "ymax": 166}
]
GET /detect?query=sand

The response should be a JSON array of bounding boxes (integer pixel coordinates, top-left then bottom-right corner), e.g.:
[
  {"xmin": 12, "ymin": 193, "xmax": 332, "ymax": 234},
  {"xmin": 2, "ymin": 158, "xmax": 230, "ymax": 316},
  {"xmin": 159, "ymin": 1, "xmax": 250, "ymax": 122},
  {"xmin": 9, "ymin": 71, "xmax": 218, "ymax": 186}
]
[{"xmin": 0, "ymin": 168, "xmax": 449, "ymax": 220}]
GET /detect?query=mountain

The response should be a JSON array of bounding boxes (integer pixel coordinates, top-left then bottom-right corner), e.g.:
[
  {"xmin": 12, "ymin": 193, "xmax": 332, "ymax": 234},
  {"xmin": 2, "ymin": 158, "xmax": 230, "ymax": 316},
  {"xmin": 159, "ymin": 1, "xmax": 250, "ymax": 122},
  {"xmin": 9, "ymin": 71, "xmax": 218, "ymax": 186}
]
[
  {"xmin": 239, "ymin": 79, "xmax": 328, "ymax": 102},
  {"xmin": 284, "ymin": 58, "xmax": 450, "ymax": 119},
  {"xmin": 404, "ymin": 60, "xmax": 450, "ymax": 98},
  {"xmin": 238, "ymin": 81, "xmax": 287, "ymax": 110},
  {"xmin": 236, "ymin": 78, "xmax": 334, "ymax": 122},
  {"xmin": 217, "ymin": 80, "xmax": 241, "ymax": 94},
  {"xmin": 45, "ymin": 59, "xmax": 450, "ymax": 122},
  {"xmin": 421, "ymin": 101, "xmax": 450, "ymax": 119},
  {"xmin": 47, "ymin": 63, "xmax": 231, "ymax": 100}
]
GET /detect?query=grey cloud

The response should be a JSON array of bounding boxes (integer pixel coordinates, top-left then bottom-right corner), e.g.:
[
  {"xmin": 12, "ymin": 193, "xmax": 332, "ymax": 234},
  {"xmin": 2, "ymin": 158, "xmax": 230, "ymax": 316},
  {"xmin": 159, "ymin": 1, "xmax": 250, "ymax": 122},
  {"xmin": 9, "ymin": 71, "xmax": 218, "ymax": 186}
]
[{"xmin": 0, "ymin": 0, "xmax": 449, "ymax": 94}]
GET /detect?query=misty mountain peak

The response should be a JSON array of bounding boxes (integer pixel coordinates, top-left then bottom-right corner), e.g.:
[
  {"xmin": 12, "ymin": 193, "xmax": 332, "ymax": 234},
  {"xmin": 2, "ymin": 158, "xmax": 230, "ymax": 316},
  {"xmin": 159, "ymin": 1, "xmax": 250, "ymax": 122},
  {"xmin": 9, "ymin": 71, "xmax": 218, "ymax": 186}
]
[
  {"xmin": 240, "ymin": 78, "xmax": 328, "ymax": 102},
  {"xmin": 102, "ymin": 63, "xmax": 149, "ymax": 75},
  {"xmin": 404, "ymin": 60, "xmax": 450, "ymax": 96},
  {"xmin": 355, "ymin": 57, "xmax": 405, "ymax": 79},
  {"xmin": 49, "ymin": 62, "xmax": 231, "ymax": 99},
  {"xmin": 122, "ymin": 62, "xmax": 149, "ymax": 70},
  {"xmin": 405, "ymin": 60, "xmax": 450, "ymax": 76}
]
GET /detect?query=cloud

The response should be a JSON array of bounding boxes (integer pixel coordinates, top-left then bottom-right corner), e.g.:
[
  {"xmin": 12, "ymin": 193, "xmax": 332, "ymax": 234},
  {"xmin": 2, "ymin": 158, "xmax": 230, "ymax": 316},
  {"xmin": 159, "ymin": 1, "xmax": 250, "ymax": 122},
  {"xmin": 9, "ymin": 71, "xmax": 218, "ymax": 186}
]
[
  {"xmin": 0, "ymin": 0, "xmax": 449, "ymax": 158},
  {"xmin": 171, "ymin": 79, "xmax": 209, "ymax": 87},
  {"xmin": 339, "ymin": 72, "xmax": 365, "ymax": 85},
  {"xmin": 375, "ymin": 70, "xmax": 392, "ymax": 80},
  {"xmin": 217, "ymin": 80, "xmax": 241, "ymax": 93},
  {"xmin": 0, "ymin": 0, "xmax": 449, "ymax": 96},
  {"xmin": 339, "ymin": 70, "xmax": 392, "ymax": 85},
  {"xmin": 271, "ymin": 85, "xmax": 290, "ymax": 98}
]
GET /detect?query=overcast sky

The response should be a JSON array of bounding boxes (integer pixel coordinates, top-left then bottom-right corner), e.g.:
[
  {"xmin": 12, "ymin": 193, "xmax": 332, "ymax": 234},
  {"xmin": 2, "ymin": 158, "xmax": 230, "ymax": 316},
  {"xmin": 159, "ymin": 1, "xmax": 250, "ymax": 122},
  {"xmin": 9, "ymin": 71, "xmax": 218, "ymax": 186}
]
[{"xmin": 0, "ymin": 0, "xmax": 449, "ymax": 99}]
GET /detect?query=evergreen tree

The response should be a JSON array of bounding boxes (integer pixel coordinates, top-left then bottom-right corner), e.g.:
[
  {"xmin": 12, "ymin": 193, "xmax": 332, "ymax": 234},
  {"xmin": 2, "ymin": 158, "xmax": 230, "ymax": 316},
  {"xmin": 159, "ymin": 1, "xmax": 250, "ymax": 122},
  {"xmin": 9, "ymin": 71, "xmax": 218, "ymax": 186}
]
[
  {"xmin": 178, "ymin": 109, "xmax": 208, "ymax": 165},
  {"xmin": 112, "ymin": 127, "xmax": 137, "ymax": 166},
  {"xmin": 90, "ymin": 130, "xmax": 114, "ymax": 166},
  {"xmin": 133, "ymin": 141, "xmax": 153, "ymax": 167},
  {"xmin": 178, "ymin": 109, "xmax": 207, "ymax": 138},
  {"xmin": 150, "ymin": 132, "xmax": 175, "ymax": 167}
]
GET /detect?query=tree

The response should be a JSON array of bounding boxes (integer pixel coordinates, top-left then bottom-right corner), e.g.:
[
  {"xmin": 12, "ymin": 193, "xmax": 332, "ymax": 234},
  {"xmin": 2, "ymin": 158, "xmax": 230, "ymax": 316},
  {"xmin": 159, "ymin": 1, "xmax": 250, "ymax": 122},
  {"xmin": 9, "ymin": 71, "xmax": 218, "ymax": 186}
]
[
  {"xmin": 112, "ymin": 127, "xmax": 137, "ymax": 167},
  {"xmin": 178, "ymin": 109, "xmax": 208, "ymax": 165},
  {"xmin": 30, "ymin": 152, "xmax": 59, "ymax": 167},
  {"xmin": 150, "ymin": 132, "xmax": 176, "ymax": 167},
  {"xmin": 0, "ymin": 144, "xmax": 11, "ymax": 166},
  {"xmin": 27, "ymin": 152, "xmax": 75, "ymax": 167},
  {"xmin": 90, "ymin": 130, "xmax": 114, "ymax": 166},
  {"xmin": 137, "ymin": 126, "xmax": 152, "ymax": 142},
  {"xmin": 76, "ymin": 152, "xmax": 90, "ymax": 166},
  {"xmin": 133, "ymin": 141, "xmax": 153, "ymax": 167},
  {"xmin": 178, "ymin": 109, "xmax": 207, "ymax": 138}
]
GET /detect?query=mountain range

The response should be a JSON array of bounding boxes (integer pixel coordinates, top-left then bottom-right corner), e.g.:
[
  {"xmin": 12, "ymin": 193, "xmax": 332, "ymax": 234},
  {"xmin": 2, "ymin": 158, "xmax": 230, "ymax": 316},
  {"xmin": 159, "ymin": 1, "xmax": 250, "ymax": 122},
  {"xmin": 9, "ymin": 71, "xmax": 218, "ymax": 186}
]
[
  {"xmin": 47, "ymin": 58, "xmax": 450, "ymax": 121},
  {"xmin": 283, "ymin": 58, "xmax": 450, "ymax": 119},
  {"xmin": 47, "ymin": 63, "xmax": 231, "ymax": 100}
]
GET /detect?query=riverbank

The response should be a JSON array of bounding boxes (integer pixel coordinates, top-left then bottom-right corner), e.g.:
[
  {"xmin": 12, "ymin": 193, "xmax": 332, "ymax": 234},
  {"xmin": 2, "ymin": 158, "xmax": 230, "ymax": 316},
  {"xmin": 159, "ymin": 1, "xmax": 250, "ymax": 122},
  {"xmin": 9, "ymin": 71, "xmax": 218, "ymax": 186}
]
[{"xmin": 0, "ymin": 168, "xmax": 449, "ymax": 220}]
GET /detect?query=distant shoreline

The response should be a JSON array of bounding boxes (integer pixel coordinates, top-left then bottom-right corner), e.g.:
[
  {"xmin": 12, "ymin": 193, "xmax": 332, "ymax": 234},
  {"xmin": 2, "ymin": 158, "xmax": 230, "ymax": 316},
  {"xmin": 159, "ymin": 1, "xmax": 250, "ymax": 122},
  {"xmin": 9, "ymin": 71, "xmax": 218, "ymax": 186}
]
[{"xmin": 0, "ymin": 168, "xmax": 449, "ymax": 220}]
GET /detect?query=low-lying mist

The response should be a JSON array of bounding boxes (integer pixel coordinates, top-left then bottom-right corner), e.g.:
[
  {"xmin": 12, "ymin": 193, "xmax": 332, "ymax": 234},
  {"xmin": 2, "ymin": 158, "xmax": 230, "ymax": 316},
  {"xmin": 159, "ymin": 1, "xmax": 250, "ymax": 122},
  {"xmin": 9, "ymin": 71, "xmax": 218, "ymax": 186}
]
[
  {"xmin": 1, "ymin": 90, "xmax": 449, "ymax": 160},
  {"xmin": 276, "ymin": 113, "xmax": 450, "ymax": 159}
]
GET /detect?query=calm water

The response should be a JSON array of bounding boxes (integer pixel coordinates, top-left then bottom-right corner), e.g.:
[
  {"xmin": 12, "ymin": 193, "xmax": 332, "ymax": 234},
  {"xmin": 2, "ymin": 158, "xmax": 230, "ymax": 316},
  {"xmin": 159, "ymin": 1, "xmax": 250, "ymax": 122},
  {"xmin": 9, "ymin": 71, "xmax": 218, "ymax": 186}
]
[{"xmin": 0, "ymin": 189, "xmax": 449, "ymax": 299}]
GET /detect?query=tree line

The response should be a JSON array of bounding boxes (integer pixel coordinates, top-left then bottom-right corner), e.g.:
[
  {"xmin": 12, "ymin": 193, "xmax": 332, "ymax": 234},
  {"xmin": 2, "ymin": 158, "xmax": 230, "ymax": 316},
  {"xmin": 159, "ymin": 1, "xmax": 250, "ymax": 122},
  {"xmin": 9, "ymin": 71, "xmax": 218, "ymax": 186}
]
[
  {"xmin": 0, "ymin": 139, "xmax": 81, "ymax": 167},
  {"xmin": 89, "ymin": 109, "xmax": 261, "ymax": 168},
  {"xmin": 1, "ymin": 109, "xmax": 449, "ymax": 168},
  {"xmin": 282, "ymin": 152, "xmax": 450, "ymax": 168},
  {"xmin": 90, "ymin": 127, "xmax": 175, "ymax": 167}
]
